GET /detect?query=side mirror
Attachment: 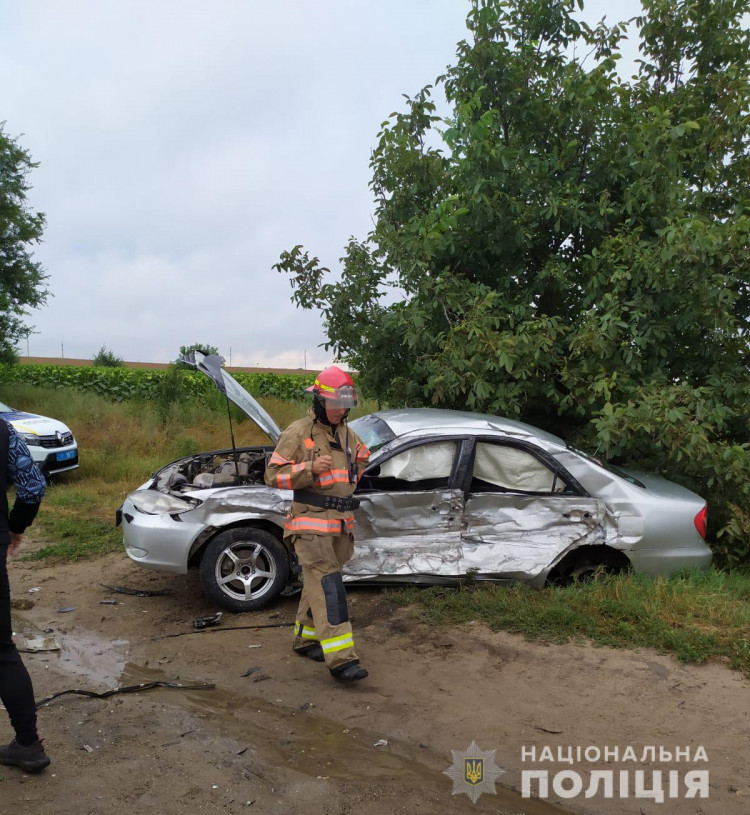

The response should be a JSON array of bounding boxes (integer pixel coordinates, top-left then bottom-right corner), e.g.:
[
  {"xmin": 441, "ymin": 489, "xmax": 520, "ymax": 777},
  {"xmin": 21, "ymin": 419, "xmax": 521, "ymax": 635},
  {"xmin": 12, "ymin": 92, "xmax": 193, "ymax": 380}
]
[{"xmin": 364, "ymin": 464, "xmax": 381, "ymax": 478}]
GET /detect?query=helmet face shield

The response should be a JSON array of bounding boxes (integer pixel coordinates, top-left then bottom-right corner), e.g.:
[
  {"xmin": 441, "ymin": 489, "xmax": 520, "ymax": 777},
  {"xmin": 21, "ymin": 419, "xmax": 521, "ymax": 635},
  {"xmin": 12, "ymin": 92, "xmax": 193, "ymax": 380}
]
[
  {"xmin": 318, "ymin": 384, "xmax": 358, "ymax": 408},
  {"xmin": 307, "ymin": 366, "xmax": 358, "ymax": 408}
]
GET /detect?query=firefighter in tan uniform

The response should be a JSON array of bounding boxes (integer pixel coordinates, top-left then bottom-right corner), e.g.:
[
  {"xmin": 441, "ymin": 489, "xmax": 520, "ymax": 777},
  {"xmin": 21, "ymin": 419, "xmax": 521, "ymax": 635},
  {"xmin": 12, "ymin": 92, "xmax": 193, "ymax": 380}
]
[{"xmin": 265, "ymin": 366, "xmax": 370, "ymax": 682}]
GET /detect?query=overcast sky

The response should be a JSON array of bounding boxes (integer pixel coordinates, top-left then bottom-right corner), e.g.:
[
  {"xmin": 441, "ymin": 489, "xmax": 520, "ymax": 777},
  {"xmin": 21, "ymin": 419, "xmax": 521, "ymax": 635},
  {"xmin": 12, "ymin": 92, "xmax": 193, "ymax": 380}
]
[{"xmin": 1, "ymin": 0, "xmax": 642, "ymax": 369}]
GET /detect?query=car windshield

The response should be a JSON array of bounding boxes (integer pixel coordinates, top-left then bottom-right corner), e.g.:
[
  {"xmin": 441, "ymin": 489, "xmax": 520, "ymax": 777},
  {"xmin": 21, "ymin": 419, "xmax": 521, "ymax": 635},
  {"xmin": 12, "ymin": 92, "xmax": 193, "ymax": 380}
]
[
  {"xmin": 567, "ymin": 444, "xmax": 646, "ymax": 489},
  {"xmin": 0, "ymin": 402, "xmax": 13, "ymax": 413},
  {"xmin": 348, "ymin": 414, "xmax": 396, "ymax": 453}
]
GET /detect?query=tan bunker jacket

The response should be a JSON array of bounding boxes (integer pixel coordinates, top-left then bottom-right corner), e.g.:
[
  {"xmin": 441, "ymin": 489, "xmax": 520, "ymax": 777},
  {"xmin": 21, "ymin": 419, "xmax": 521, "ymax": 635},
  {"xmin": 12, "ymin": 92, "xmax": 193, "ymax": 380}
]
[{"xmin": 264, "ymin": 410, "xmax": 370, "ymax": 537}]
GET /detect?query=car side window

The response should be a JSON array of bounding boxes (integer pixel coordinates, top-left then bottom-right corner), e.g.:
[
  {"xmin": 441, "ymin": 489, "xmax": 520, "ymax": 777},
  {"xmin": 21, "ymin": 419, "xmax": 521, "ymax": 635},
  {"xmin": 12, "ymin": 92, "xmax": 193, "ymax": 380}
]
[
  {"xmin": 471, "ymin": 442, "xmax": 568, "ymax": 494},
  {"xmin": 359, "ymin": 440, "xmax": 457, "ymax": 493}
]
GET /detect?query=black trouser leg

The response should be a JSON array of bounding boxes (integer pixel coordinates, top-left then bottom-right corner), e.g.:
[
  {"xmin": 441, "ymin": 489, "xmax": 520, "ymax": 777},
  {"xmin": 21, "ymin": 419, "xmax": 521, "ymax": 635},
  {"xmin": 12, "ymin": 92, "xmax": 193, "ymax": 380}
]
[{"xmin": 0, "ymin": 545, "xmax": 39, "ymax": 745}]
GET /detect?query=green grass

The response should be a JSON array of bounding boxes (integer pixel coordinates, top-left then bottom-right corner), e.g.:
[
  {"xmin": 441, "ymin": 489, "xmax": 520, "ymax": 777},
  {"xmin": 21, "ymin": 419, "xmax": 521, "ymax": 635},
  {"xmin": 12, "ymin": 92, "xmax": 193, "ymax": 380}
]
[{"xmin": 391, "ymin": 568, "xmax": 750, "ymax": 677}]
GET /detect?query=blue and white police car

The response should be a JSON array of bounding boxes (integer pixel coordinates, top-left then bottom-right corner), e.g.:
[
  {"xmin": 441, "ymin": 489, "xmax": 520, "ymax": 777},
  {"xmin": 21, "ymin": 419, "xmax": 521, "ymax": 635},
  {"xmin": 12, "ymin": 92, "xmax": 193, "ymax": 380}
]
[{"xmin": 0, "ymin": 401, "xmax": 79, "ymax": 476}]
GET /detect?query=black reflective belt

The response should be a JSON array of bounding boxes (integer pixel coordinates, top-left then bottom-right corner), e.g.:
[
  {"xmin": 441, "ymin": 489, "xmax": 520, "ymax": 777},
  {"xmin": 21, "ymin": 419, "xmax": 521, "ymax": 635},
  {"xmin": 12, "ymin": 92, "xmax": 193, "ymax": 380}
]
[{"xmin": 293, "ymin": 489, "xmax": 360, "ymax": 511}]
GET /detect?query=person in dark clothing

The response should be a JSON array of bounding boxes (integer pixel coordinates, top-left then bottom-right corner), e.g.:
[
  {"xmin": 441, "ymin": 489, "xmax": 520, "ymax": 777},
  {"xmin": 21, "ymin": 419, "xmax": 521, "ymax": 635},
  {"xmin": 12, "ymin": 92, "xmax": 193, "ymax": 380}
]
[{"xmin": 0, "ymin": 418, "xmax": 49, "ymax": 772}]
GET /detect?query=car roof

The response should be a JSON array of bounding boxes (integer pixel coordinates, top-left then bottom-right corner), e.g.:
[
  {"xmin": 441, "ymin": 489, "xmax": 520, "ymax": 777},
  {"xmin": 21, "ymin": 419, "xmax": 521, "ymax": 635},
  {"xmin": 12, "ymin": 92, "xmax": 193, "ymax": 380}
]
[{"xmin": 370, "ymin": 408, "xmax": 566, "ymax": 446}]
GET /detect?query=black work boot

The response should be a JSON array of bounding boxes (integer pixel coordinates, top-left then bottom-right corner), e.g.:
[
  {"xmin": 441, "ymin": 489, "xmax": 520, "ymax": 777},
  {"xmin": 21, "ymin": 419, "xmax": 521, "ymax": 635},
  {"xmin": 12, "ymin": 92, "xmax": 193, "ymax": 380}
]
[
  {"xmin": 294, "ymin": 643, "xmax": 325, "ymax": 662},
  {"xmin": 331, "ymin": 660, "xmax": 368, "ymax": 682},
  {"xmin": 0, "ymin": 739, "xmax": 51, "ymax": 772}
]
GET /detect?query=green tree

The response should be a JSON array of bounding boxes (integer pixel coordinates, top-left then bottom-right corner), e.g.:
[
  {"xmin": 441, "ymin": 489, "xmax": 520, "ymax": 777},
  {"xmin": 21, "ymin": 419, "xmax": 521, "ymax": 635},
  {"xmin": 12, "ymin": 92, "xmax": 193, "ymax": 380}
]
[
  {"xmin": 92, "ymin": 346, "xmax": 124, "ymax": 367},
  {"xmin": 0, "ymin": 125, "xmax": 48, "ymax": 363},
  {"xmin": 276, "ymin": 0, "xmax": 750, "ymax": 563},
  {"xmin": 176, "ymin": 343, "xmax": 220, "ymax": 368}
]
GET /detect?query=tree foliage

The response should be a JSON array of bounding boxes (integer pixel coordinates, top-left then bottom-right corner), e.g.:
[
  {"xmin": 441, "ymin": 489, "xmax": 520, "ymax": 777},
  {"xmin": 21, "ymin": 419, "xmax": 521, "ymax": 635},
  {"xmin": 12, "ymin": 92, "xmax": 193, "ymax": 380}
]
[
  {"xmin": 178, "ymin": 342, "xmax": 220, "ymax": 359},
  {"xmin": 176, "ymin": 343, "xmax": 221, "ymax": 368},
  {"xmin": 92, "ymin": 346, "xmax": 124, "ymax": 367},
  {"xmin": 0, "ymin": 124, "xmax": 48, "ymax": 363},
  {"xmin": 276, "ymin": 0, "xmax": 750, "ymax": 563}
]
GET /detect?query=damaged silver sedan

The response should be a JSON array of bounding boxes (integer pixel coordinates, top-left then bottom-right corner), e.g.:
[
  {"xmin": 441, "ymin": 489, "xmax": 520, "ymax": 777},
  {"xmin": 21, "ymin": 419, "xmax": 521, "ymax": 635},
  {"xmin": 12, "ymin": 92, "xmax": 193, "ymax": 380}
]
[{"xmin": 118, "ymin": 354, "xmax": 712, "ymax": 612}]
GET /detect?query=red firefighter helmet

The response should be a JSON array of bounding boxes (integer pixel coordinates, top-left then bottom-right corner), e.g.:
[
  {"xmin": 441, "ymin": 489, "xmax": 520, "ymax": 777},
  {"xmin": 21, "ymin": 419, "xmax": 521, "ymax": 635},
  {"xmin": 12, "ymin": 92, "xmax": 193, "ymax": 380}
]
[{"xmin": 306, "ymin": 365, "xmax": 358, "ymax": 407}]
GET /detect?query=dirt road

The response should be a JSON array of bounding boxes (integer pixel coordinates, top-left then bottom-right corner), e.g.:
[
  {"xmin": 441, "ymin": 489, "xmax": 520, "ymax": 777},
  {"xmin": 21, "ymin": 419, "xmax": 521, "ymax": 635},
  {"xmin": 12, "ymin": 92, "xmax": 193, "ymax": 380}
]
[{"xmin": 2, "ymin": 549, "xmax": 747, "ymax": 814}]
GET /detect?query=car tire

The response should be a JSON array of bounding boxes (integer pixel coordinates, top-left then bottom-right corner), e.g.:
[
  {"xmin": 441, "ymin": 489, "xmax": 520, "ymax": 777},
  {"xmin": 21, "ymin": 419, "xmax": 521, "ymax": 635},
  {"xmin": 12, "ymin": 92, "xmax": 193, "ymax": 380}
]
[
  {"xmin": 547, "ymin": 546, "xmax": 630, "ymax": 586},
  {"xmin": 199, "ymin": 526, "xmax": 290, "ymax": 613}
]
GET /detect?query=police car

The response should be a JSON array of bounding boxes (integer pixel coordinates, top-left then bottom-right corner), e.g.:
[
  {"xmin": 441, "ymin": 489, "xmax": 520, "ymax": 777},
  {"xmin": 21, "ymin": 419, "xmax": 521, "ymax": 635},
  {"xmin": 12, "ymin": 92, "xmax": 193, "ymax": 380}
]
[{"xmin": 0, "ymin": 401, "xmax": 79, "ymax": 476}]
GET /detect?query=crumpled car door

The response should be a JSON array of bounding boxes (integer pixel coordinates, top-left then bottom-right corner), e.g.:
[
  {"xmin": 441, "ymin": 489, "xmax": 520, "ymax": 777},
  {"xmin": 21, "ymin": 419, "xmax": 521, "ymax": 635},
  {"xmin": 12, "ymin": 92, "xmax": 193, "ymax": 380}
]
[
  {"xmin": 345, "ymin": 439, "xmax": 464, "ymax": 580},
  {"xmin": 460, "ymin": 440, "xmax": 607, "ymax": 579}
]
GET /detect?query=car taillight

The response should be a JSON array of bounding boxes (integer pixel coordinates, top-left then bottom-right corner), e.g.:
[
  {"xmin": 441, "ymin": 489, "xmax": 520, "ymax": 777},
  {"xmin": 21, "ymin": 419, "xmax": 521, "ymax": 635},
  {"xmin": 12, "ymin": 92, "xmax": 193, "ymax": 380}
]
[{"xmin": 694, "ymin": 505, "xmax": 708, "ymax": 539}]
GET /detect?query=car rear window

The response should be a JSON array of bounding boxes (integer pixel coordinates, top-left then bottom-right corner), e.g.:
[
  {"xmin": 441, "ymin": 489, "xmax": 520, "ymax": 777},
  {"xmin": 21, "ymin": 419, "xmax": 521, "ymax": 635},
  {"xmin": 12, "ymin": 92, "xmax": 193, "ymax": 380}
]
[{"xmin": 567, "ymin": 444, "xmax": 646, "ymax": 489}]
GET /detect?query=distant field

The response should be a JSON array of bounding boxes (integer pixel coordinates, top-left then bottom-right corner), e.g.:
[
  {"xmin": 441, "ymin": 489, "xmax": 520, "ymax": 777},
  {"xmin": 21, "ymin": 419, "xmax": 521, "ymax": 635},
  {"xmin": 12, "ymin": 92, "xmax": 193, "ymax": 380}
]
[{"xmin": 19, "ymin": 356, "xmax": 312, "ymax": 375}]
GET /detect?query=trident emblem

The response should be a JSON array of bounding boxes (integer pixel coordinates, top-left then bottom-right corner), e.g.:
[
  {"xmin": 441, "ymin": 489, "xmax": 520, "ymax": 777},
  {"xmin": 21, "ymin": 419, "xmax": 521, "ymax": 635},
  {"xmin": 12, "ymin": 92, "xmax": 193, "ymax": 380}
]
[{"xmin": 464, "ymin": 758, "xmax": 484, "ymax": 786}]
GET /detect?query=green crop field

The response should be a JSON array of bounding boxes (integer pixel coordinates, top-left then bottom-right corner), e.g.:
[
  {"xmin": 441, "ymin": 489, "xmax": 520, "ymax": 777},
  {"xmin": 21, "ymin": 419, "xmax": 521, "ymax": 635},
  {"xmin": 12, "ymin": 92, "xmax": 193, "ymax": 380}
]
[{"xmin": 0, "ymin": 362, "xmax": 311, "ymax": 403}]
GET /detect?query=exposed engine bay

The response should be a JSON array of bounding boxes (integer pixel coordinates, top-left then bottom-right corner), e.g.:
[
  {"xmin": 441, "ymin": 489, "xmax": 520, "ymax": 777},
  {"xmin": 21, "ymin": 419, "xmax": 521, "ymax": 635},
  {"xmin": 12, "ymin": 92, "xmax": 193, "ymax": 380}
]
[{"xmin": 152, "ymin": 447, "xmax": 272, "ymax": 493}]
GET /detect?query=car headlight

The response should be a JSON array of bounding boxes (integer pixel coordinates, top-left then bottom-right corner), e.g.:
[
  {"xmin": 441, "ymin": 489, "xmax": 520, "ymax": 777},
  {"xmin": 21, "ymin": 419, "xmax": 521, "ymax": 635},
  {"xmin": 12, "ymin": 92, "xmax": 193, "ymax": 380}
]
[
  {"xmin": 21, "ymin": 433, "xmax": 41, "ymax": 447},
  {"xmin": 130, "ymin": 491, "xmax": 201, "ymax": 515}
]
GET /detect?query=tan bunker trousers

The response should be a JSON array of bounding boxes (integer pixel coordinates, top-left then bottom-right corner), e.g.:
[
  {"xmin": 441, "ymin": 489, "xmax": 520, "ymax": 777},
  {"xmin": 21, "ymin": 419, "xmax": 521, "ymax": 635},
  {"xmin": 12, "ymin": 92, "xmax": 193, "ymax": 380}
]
[{"xmin": 292, "ymin": 529, "xmax": 359, "ymax": 672}]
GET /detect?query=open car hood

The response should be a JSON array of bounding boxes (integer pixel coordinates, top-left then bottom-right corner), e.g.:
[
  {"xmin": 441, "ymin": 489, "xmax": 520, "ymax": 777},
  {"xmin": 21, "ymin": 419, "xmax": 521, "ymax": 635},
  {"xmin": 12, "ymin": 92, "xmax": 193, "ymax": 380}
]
[{"xmin": 181, "ymin": 350, "xmax": 282, "ymax": 445}]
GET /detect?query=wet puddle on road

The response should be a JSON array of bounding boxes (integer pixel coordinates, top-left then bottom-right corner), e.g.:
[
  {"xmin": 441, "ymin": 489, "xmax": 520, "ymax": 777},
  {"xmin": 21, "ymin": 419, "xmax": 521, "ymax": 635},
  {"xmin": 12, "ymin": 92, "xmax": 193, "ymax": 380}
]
[
  {"xmin": 12, "ymin": 614, "xmax": 129, "ymax": 686},
  {"xmin": 120, "ymin": 661, "xmax": 570, "ymax": 815},
  {"xmin": 12, "ymin": 615, "xmax": 569, "ymax": 815}
]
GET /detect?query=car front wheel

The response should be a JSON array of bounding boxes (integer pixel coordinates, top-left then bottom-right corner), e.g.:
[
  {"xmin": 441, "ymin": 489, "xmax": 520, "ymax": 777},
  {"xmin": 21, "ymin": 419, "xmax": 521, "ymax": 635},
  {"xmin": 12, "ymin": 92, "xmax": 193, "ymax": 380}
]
[{"xmin": 199, "ymin": 526, "xmax": 290, "ymax": 612}]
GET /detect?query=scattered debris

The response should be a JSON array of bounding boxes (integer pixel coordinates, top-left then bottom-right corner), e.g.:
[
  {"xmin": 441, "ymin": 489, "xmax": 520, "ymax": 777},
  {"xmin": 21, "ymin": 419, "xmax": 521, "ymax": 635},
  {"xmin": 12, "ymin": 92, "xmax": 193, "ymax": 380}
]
[
  {"xmin": 247, "ymin": 644, "xmax": 262, "ymax": 649},
  {"xmin": 154, "ymin": 622, "xmax": 293, "ymax": 640},
  {"xmin": 373, "ymin": 739, "xmax": 388, "ymax": 748},
  {"xmin": 241, "ymin": 667, "xmax": 261, "ymax": 677},
  {"xmin": 82, "ymin": 744, "xmax": 95, "ymax": 753},
  {"xmin": 299, "ymin": 702, "xmax": 313, "ymax": 711},
  {"xmin": 534, "ymin": 726, "xmax": 563, "ymax": 734},
  {"xmin": 237, "ymin": 747, "xmax": 248, "ymax": 756},
  {"xmin": 18, "ymin": 635, "xmax": 61, "ymax": 653},
  {"xmin": 193, "ymin": 612, "xmax": 223, "ymax": 630},
  {"xmin": 99, "ymin": 600, "xmax": 121, "ymax": 606},
  {"xmin": 57, "ymin": 606, "xmax": 77, "ymax": 614},
  {"xmin": 252, "ymin": 674, "xmax": 270, "ymax": 683},
  {"xmin": 419, "ymin": 743, "xmax": 428, "ymax": 749},
  {"xmin": 11, "ymin": 597, "xmax": 34, "ymax": 610},
  {"xmin": 36, "ymin": 680, "xmax": 216, "ymax": 708},
  {"xmin": 28, "ymin": 587, "xmax": 40, "ymax": 594},
  {"xmin": 101, "ymin": 583, "xmax": 172, "ymax": 597}
]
